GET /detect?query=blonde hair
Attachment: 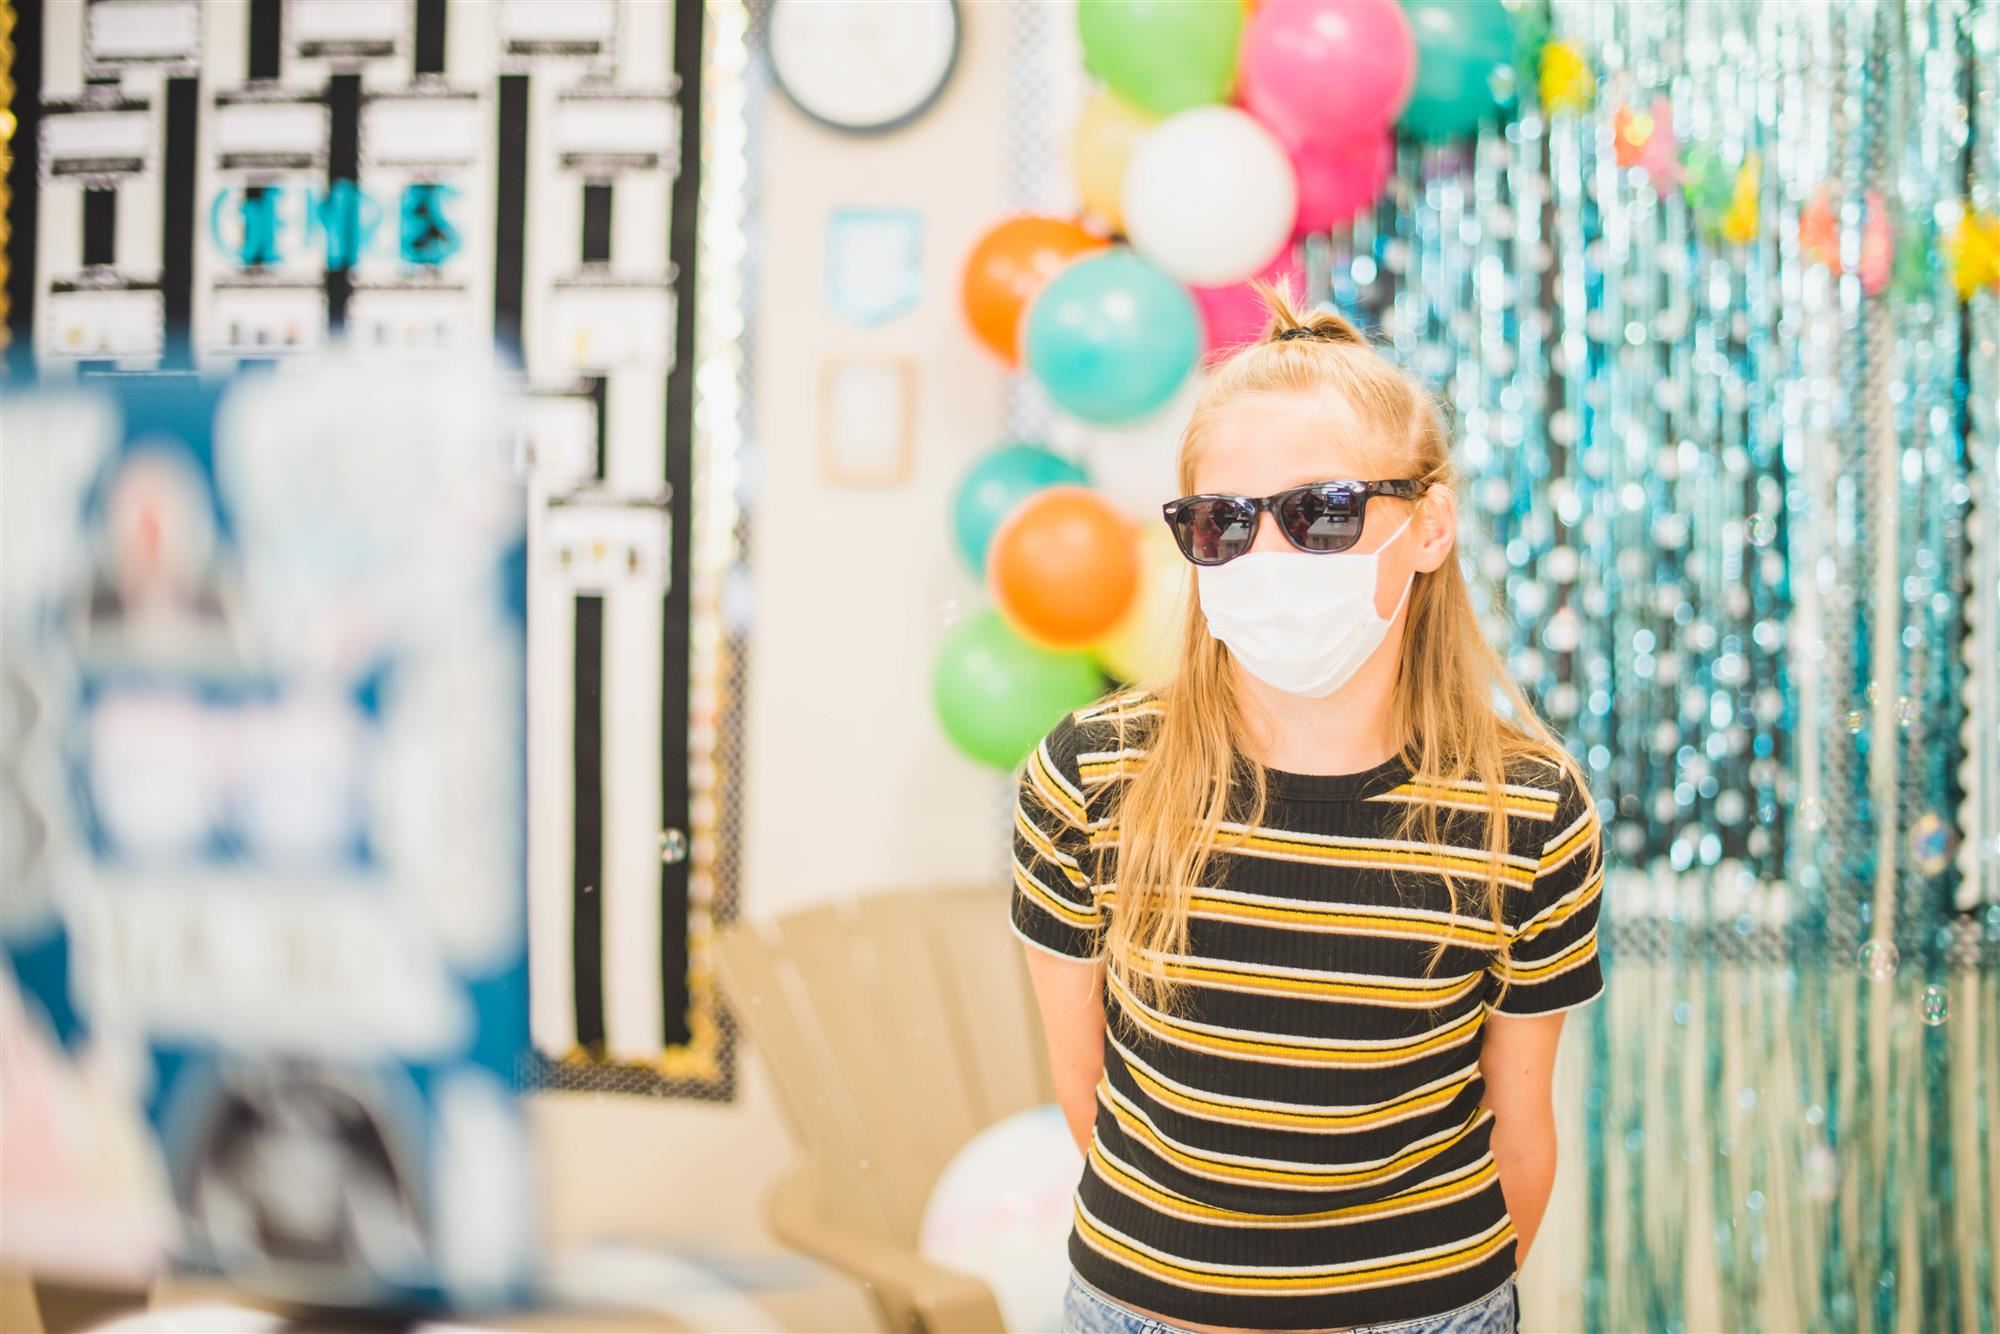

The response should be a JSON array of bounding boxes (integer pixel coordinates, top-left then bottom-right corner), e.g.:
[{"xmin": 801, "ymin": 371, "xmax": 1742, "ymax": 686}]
[{"xmin": 1088, "ymin": 281, "xmax": 1596, "ymax": 1031}]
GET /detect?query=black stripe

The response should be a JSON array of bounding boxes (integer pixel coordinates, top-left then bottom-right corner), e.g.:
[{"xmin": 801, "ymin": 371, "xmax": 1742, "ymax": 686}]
[
  {"xmin": 2, "ymin": 0, "xmax": 39, "ymax": 374},
  {"xmin": 82, "ymin": 188, "xmax": 116, "ymax": 267},
  {"xmin": 324, "ymin": 73, "xmax": 360, "ymax": 331},
  {"xmin": 160, "ymin": 78, "xmax": 198, "ymax": 369},
  {"xmin": 493, "ymin": 75, "xmax": 529, "ymax": 359},
  {"xmin": 580, "ymin": 182, "xmax": 613, "ymax": 265},
  {"xmin": 658, "ymin": 0, "xmax": 704, "ymax": 1048},
  {"xmin": 412, "ymin": 0, "xmax": 448, "ymax": 76},
  {"xmin": 587, "ymin": 374, "xmax": 607, "ymax": 481},
  {"xmin": 247, "ymin": 0, "xmax": 282, "ymax": 81},
  {"xmin": 572, "ymin": 595, "xmax": 606, "ymax": 1050}
]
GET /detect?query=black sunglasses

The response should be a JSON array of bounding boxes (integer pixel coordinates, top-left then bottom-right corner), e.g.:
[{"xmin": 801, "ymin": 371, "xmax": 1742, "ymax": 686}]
[{"xmin": 1161, "ymin": 479, "xmax": 1429, "ymax": 567}]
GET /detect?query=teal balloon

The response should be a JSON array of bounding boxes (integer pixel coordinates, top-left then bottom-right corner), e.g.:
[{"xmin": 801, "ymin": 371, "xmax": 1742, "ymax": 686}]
[
  {"xmin": 1023, "ymin": 249, "xmax": 1200, "ymax": 426},
  {"xmin": 1077, "ymin": 0, "xmax": 1241, "ymax": 117},
  {"xmin": 951, "ymin": 443, "xmax": 1089, "ymax": 576},
  {"xmin": 933, "ymin": 610, "xmax": 1104, "ymax": 771},
  {"xmin": 1398, "ymin": 0, "xmax": 1518, "ymax": 141}
]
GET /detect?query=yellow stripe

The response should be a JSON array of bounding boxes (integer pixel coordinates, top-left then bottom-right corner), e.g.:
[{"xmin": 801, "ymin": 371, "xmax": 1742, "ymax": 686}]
[
  {"xmin": 1079, "ymin": 756, "xmax": 1147, "ymax": 783},
  {"xmin": 1086, "ymin": 1138, "xmax": 1502, "ymax": 1227},
  {"xmin": 1517, "ymin": 868, "xmax": 1603, "ymax": 943},
  {"xmin": 1538, "ymin": 815, "xmax": 1599, "ymax": 870},
  {"xmin": 1184, "ymin": 893, "xmax": 1505, "ymax": 950},
  {"xmin": 1498, "ymin": 933, "xmax": 1597, "ymax": 984},
  {"xmin": 1013, "ymin": 805, "xmax": 1087, "ymax": 887},
  {"xmin": 1026, "ymin": 743, "xmax": 1086, "ymax": 824},
  {"xmin": 1122, "ymin": 1059, "xmax": 1475, "ymax": 1134},
  {"xmin": 1013, "ymin": 860, "xmax": 1098, "ymax": 929},
  {"xmin": 1226, "ymin": 831, "xmax": 1537, "ymax": 888},
  {"xmin": 1147, "ymin": 957, "xmax": 1485, "ymax": 1009},
  {"xmin": 1374, "ymin": 781, "xmax": 1559, "ymax": 818},
  {"xmin": 1105, "ymin": 1095, "xmax": 1489, "ymax": 1190},
  {"xmin": 1074, "ymin": 1201, "xmax": 1516, "ymax": 1295},
  {"xmin": 1075, "ymin": 692, "xmax": 1158, "ymax": 724},
  {"xmin": 1108, "ymin": 970, "xmax": 1487, "ymax": 1068}
]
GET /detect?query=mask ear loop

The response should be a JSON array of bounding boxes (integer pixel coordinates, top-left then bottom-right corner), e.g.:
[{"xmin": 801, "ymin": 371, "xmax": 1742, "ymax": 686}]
[{"xmin": 1370, "ymin": 511, "xmax": 1421, "ymax": 624}]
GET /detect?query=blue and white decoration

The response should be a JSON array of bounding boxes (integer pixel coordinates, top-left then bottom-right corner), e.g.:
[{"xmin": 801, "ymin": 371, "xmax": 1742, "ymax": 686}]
[{"xmin": 0, "ymin": 358, "xmax": 535, "ymax": 1310}]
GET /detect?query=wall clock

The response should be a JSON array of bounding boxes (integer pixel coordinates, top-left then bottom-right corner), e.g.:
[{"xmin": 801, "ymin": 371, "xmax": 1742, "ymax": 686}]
[{"xmin": 767, "ymin": 0, "xmax": 962, "ymax": 136}]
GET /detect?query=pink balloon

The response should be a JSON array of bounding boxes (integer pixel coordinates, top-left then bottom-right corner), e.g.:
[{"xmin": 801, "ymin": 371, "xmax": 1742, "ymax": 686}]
[
  {"xmin": 1286, "ymin": 130, "xmax": 1394, "ymax": 236},
  {"xmin": 1240, "ymin": 0, "xmax": 1417, "ymax": 148},
  {"xmin": 1191, "ymin": 247, "xmax": 1308, "ymax": 363}
]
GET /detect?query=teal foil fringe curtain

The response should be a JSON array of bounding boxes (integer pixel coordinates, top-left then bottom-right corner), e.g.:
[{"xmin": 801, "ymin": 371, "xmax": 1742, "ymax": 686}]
[{"xmin": 1305, "ymin": 0, "xmax": 2000, "ymax": 1327}]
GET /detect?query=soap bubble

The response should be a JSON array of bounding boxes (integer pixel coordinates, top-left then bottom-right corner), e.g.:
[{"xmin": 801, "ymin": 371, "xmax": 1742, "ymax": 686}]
[
  {"xmin": 1857, "ymin": 939, "xmax": 1899, "ymax": 983},
  {"xmin": 1745, "ymin": 513, "xmax": 1777, "ymax": 547},
  {"xmin": 1919, "ymin": 985, "xmax": 1949, "ymax": 1026}
]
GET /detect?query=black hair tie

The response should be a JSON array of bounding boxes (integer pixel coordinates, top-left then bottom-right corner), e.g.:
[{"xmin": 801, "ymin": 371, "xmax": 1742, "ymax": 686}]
[{"xmin": 1274, "ymin": 325, "xmax": 1323, "ymax": 342}]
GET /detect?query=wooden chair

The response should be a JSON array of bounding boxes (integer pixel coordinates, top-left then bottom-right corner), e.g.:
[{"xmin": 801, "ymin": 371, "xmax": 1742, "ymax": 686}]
[{"xmin": 712, "ymin": 886, "xmax": 1058, "ymax": 1334}]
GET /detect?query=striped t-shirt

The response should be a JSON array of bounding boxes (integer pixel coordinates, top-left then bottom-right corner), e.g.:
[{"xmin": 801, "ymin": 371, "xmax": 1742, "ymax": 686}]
[{"xmin": 1008, "ymin": 691, "xmax": 1605, "ymax": 1330}]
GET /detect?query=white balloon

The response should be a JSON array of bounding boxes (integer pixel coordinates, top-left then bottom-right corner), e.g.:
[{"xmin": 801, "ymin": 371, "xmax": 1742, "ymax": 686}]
[
  {"xmin": 1054, "ymin": 376, "xmax": 1202, "ymax": 523},
  {"xmin": 919, "ymin": 1105, "xmax": 1082, "ymax": 1333},
  {"xmin": 1122, "ymin": 107, "xmax": 1298, "ymax": 286}
]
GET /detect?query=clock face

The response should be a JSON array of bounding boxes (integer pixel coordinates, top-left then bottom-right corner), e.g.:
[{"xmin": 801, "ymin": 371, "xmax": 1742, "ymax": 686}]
[{"xmin": 767, "ymin": 0, "xmax": 961, "ymax": 135}]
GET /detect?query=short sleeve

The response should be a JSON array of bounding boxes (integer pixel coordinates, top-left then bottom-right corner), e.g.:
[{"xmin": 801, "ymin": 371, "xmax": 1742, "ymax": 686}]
[
  {"xmin": 1488, "ymin": 763, "xmax": 1605, "ymax": 1016},
  {"xmin": 1008, "ymin": 714, "xmax": 1105, "ymax": 963}
]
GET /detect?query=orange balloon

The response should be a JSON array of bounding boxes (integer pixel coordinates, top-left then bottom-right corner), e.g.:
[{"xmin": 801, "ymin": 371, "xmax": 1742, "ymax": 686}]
[
  {"xmin": 961, "ymin": 215, "xmax": 1107, "ymax": 367},
  {"xmin": 989, "ymin": 486, "xmax": 1140, "ymax": 649}
]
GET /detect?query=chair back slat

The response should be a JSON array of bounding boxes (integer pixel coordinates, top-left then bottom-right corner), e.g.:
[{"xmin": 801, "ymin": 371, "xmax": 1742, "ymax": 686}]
[{"xmin": 715, "ymin": 885, "xmax": 1054, "ymax": 1245}]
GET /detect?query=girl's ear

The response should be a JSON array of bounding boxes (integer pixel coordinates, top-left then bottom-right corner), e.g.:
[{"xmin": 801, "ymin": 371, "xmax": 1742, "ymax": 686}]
[{"xmin": 1411, "ymin": 485, "xmax": 1458, "ymax": 573}]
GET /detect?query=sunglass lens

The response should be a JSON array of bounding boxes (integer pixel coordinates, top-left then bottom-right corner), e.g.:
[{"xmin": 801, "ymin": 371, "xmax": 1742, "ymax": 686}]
[
  {"xmin": 1277, "ymin": 485, "xmax": 1363, "ymax": 552},
  {"xmin": 1175, "ymin": 498, "xmax": 1257, "ymax": 565}
]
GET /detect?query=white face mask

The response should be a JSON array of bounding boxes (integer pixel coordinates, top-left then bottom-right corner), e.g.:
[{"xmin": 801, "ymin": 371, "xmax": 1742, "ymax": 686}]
[{"xmin": 1195, "ymin": 514, "xmax": 1416, "ymax": 698}]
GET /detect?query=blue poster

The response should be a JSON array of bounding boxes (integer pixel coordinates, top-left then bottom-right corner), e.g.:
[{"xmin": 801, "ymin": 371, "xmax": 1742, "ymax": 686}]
[
  {"xmin": 0, "ymin": 355, "xmax": 535, "ymax": 1311},
  {"xmin": 825, "ymin": 207, "xmax": 923, "ymax": 327}
]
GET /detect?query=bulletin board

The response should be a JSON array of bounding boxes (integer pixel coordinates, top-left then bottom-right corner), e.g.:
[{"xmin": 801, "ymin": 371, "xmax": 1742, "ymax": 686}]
[{"xmin": 0, "ymin": 0, "xmax": 739, "ymax": 1107}]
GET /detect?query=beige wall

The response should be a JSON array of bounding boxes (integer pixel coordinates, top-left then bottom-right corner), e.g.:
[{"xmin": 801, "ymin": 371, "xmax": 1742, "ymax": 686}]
[
  {"xmin": 738, "ymin": 8, "xmax": 1017, "ymax": 911},
  {"xmin": 531, "ymin": 5, "xmax": 1018, "ymax": 1320}
]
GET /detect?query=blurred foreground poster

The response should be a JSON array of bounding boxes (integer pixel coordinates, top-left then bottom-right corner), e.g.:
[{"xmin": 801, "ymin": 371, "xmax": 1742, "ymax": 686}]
[{"xmin": 0, "ymin": 354, "xmax": 535, "ymax": 1312}]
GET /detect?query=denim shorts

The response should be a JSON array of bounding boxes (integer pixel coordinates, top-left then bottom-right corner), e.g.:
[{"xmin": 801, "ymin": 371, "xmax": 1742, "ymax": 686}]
[{"xmin": 1060, "ymin": 1270, "xmax": 1519, "ymax": 1334}]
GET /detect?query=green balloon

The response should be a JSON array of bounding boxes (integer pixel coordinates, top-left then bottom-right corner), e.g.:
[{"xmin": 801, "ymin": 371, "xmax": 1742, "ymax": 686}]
[
  {"xmin": 1077, "ymin": 0, "xmax": 1241, "ymax": 117},
  {"xmin": 1681, "ymin": 145, "xmax": 1733, "ymax": 231},
  {"xmin": 933, "ymin": 610, "xmax": 1104, "ymax": 771},
  {"xmin": 1398, "ymin": 0, "xmax": 1518, "ymax": 141}
]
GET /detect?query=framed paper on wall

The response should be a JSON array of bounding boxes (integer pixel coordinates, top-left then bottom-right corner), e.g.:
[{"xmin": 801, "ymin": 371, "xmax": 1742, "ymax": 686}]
[{"xmin": 818, "ymin": 356, "xmax": 915, "ymax": 487}]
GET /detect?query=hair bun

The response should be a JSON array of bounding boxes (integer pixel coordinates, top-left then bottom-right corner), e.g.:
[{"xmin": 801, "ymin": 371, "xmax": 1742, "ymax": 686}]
[{"xmin": 1273, "ymin": 312, "xmax": 1365, "ymax": 346}]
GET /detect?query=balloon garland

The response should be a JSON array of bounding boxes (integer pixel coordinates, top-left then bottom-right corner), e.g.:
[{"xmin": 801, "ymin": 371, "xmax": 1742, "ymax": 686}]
[{"xmin": 933, "ymin": 0, "xmax": 2000, "ymax": 772}]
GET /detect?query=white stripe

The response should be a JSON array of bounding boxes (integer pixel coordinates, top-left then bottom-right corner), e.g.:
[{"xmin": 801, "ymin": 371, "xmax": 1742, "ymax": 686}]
[
  {"xmin": 1110, "ymin": 1031, "xmax": 1482, "ymax": 1123},
  {"xmin": 601, "ymin": 531, "xmax": 666, "ymax": 1054},
  {"xmin": 1074, "ymin": 1196, "xmax": 1511, "ymax": 1286},
  {"xmin": 1089, "ymin": 1139, "xmax": 1500, "ymax": 1232},
  {"xmin": 1215, "ymin": 820, "xmax": 1541, "ymax": 875},
  {"xmin": 1106, "ymin": 968, "xmax": 1483, "ymax": 1058},
  {"xmin": 1104, "ymin": 1076, "xmax": 1481, "ymax": 1184},
  {"xmin": 528, "ymin": 569, "xmax": 577, "ymax": 1053},
  {"xmin": 1008, "ymin": 915, "xmax": 1102, "ymax": 964},
  {"xmin": 1540, "ymin": 806, "xmax": 1596, "ymax": 857}
]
